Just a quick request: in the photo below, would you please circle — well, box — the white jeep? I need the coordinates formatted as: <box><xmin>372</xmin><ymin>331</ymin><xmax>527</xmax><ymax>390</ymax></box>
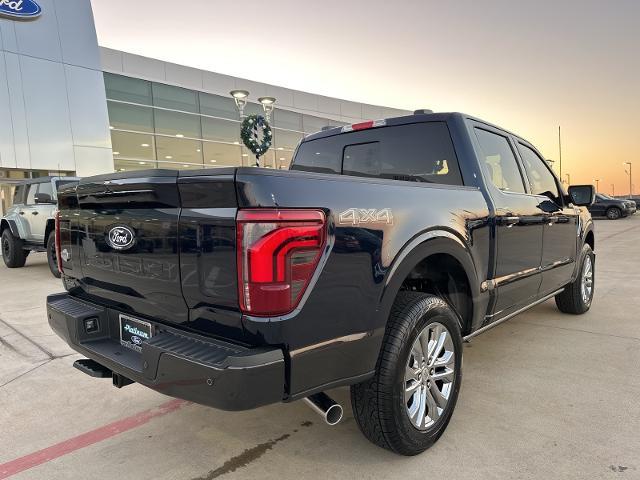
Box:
<box><xmin>1</xmin><ymin>177</ymin><xmax>79</xmax><ymax>277</ymax></box>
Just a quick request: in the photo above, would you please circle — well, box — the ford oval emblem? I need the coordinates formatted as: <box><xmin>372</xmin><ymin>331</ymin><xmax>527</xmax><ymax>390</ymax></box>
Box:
<box><xmin>106</xmin><ymin>225</ymin><xmax>136</xmax><ymax>251</ymax></box>
<box><xmin>0</xmin><ymin>0</ymin><xmax>42</xmax><ymax>19</ymax></box>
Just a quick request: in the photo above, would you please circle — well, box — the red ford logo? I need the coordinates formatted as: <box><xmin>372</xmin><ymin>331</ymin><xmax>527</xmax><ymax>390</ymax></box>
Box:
<box><xmin>106</xmin><ymin>226</ymin><xmax>135</xmax><ymax>251</ymax></box>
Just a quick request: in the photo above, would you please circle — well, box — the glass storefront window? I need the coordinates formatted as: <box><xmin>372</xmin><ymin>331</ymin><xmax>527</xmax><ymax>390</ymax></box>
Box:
<box><xmin>158</xmin><ymin>161</ymin><xmax>202</xmax><ymax>170</ymax></box>
<box><xmin>111</xmin><ymin>131</ymin><xmax>156</xmax><ymax>160</ymax></box>
<box><xmin>244</xmin><ymin>102</ymin><xmax>264</xmax><ymax>117</ymax></box>
<box><xmin>155</xmin><ymin>136</ymin><xmax>203</xmax><ymax>165</ymax></box>
<box><xmin>154</xmin><ymin>109</ymin><xmax>201</xmax><ymax>138</ymax></box>
<box><xmin>105</xmin><ymin>73</ymin><xmax>152</xmax><ymax>105</ymax></box>
<box><xmin>202</xmin><ymin>117</ymin><xmax>240</xmax><ymax>143</ymax></box>
<box><xmin>275</xmin><ymin>150</ymin><xmax>293</xmax><ymax>170</ymax></box>
<box><xmin>274</xmin><ymin>109</ymin><xmax>303</xmax><ymax>131</ymax></box>
<box><xmin>107</xmin><ymin>101</ymin><xmax>154</xmax><ymax>133</ymax></box>
<box><xmin>274</xmin><ymin>129</ymin><xmax>303</xmax><ymax>150</ymax></box>
<box><xmin>152</xmin><ymin>83</ymin><xmax>199</xmax><ymax>113</ymax></box>
<box><xmin>302</xmin><ymin>114</ymin><xmax>330</xmax><ymax>134</ymax></box>
<box><xmin>114</xmin><ymin>159</ymin><xmax>158</xmax><ymax>172</ymax></box>
<box><xmin>105</xmin><ymin>74</ymin><xmax>347</xmax><ymax>174</ymax></box>
<box><xmin>199</xmin><ymin>93</ymin><xmax>238</xmax><ymax>120</ymax></box>
<box><xmin>202</xmin><ymin>142</ymin><xmax>242</xmax><ymax>167</ymax></box>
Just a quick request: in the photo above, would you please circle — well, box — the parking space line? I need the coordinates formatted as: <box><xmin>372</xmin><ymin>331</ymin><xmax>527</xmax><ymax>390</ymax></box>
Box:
<box><xmin>0</xmin><ymin>398</ymin><xmax>188</xmax><ymax>479</ymax></box>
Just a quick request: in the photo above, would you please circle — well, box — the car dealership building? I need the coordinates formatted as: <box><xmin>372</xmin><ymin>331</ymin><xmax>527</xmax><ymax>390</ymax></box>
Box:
<box><xmin>0</xmin><ymin>0</ymin><xmax>407</xmax><ymax>215</ymax></box>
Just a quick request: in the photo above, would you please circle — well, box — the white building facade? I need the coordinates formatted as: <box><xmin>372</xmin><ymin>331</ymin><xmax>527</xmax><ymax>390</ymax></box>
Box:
<box><xmin>0</xmin><ymin>0</ymin><xmax>407</xmax><ymax>214</ymax></box>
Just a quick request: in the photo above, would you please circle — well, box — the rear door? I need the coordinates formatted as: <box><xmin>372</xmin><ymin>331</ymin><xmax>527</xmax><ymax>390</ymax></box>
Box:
<box><xmin>31</xmin><ymin>180</ymin><xmax>54</xmax><ymax>242</ymax></box>
<box><xmin>74</xmin><ymin>171</ymin><xmax>189</xmax><ymax>324</ymax></box>
<box><xmin>472</xmin><ymin>125</ymin><xmax>545</xmax><ymax>318</ymax></box>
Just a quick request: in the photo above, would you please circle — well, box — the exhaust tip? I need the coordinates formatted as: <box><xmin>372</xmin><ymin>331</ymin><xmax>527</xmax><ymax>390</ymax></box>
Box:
<box><xmin>303</xmin><ymin>392</ymin><xmax>344</xmax><ymax>426</ymax></box>
<box><xmin>325</xmin><ymin>403</ymin><xmax>343</xmax><ymax>426</ymax></box>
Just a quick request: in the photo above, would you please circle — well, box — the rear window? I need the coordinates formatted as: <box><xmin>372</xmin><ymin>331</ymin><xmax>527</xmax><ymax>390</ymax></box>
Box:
<box><xmin>291</xmin><ymin>122</ymin><xmax>463</xmax><ymax>186</ymax></box>
<box><xmin>13</xmin><ymin>185</ymin><xmax>25</xmax><ymax>204</ymax></box>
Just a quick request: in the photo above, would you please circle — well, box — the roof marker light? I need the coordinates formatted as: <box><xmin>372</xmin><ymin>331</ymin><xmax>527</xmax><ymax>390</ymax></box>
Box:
<box><xmin>341</xmin><ymin>119</ymin><xmax>386</xmax><ymax>133</ymax></box>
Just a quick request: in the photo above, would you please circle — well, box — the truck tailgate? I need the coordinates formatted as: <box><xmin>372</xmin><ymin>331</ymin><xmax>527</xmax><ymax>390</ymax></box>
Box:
<box><xmin>73</xmin><ymin>170</ymin><xmax>188</xmax><ymax>324</ymax></box>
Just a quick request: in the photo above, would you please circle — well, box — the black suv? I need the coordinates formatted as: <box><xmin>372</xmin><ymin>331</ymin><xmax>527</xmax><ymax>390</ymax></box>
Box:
<box><xmin>588</xmin><ymin>194</ymin><xmax>636</xmax><ymax>219</ymax></box>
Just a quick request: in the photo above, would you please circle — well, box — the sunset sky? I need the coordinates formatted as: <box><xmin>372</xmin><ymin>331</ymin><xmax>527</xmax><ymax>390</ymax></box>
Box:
<box><xmin>91</xmin><ymin>0</ymin><xmax>640</xmax><ymax>196</ymax></box>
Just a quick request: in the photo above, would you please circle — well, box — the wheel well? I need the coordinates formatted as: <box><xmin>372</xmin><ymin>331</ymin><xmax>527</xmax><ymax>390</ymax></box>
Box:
<box><xmin>0</xmin><ymin>219</ymin><xmax>7</xmax><ymax>235</ymax></box>
<box><xmin>399</xmin><ymin>253</ymin><xmax>473</xmax><ymax>335</ymax></box>
<box><xmin>585</xmin><ymin>230</ymin><xmax>594</xmax><ymax>251</ymax></box>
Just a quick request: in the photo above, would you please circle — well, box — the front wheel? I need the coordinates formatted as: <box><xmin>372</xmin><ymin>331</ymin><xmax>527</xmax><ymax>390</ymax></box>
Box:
<box><xmin>350</xmin><ymin>292</ymin><xmax>463</xmax><ymax>455</ymax></box>
<box><xmin>555</xmin><ymin>244</ymin><xmax>594</xmax><ymax>314</ymax></box>
<box><xmin>47</xmin><ymin>231</ymin><xmax>61</xmax><ymax>278</ymax></box>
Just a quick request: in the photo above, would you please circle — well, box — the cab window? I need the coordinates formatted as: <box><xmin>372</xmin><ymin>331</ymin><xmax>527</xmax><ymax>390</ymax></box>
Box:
<box><xmin>517</xmin><ymin>143</ymin><xmax>562</xmax><ymax>205</ymax></box>
<box><xmin>474</xmin><ymin>128</ymin><xmax>526</xmax><ymax>193</ymax></box>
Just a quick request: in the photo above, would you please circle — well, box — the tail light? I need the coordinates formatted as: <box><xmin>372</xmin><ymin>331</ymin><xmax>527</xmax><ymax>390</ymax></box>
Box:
<box><xmin>55</xmin><ymin>210</ymin><xmax>63</xmax><ymax>274</ymax></box>
<box><xmin>236</xmin><ymin>209</ymin><xmax>327</xmax><ymax>316</ymax></box>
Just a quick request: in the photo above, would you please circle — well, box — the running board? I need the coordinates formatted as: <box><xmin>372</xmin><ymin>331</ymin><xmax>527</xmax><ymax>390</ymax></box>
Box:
<box><xmin>463</xmin><ymin>288</ymin><xmax>564</xmax><ymax>341</ymax></box>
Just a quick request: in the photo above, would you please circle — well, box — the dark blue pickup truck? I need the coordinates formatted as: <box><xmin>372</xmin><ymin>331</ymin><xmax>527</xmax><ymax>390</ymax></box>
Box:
<box><xmin>47</xmin><ymin>112</ymin><xmax>595</xmax><ymax>455</ymax></box>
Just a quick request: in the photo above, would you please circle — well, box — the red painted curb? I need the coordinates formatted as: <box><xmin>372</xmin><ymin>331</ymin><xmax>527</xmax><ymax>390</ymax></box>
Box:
<box><xmin>0</xmin><ymin>399</ymin><xmax>188</xmax><ymax>479</ymax></box>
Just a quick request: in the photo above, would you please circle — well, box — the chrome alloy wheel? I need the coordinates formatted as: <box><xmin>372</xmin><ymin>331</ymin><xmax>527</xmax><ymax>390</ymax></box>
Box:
<box><xmin>404</xmin><ymin>322</ymin><xmax>456</xmax><ymax>430</ymax></box>
<box><xmin>581</xmin><ymin>255</ymin><xmax>594</xmax><ymax>304</ymax></box>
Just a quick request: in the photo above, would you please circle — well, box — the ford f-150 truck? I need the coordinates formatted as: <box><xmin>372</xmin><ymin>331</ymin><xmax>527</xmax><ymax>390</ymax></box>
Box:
<box><xmin>47</xmin><ymin>112</ymin><xmax>596</xmax><ymax>455</ymax></box>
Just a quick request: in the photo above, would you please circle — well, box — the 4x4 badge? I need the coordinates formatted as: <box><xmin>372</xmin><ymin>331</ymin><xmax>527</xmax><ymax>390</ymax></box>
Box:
<box><xmin>338</xmin><ymin>208</ymin><xmax>394</xmax><ymax>226</ymax></box>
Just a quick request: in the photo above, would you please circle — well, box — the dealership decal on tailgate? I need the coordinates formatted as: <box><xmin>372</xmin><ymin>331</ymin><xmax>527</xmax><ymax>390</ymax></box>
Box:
<box><xmin>119</xmin><ymin>314</ymin><xmax>153</xmax><ymax>352</ymax></box>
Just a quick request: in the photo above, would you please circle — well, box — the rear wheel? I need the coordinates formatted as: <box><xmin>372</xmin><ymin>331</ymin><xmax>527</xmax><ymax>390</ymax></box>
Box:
<box><xmin>606</xmin><ymin>207</ymin><xmax>621</xmax><ymax>220</ymax></box>
<box><xmin>1</xmin><ymin>229</ymin><xmax>27</xmax><ymax>268</ymax></box>
<box><xmin>350</xmin><ymin>292</ymin><xmax>463</xmax><ymax>455</ymax></box>
<box><xmin>47</xmin><ymin>231</ymin><xmax>61</xmax><ymax>278</ymax></box>
<box><xmin>555</xmin><ymin>244</ymin><xmax>594</xmax><ymax>314</ymax></box>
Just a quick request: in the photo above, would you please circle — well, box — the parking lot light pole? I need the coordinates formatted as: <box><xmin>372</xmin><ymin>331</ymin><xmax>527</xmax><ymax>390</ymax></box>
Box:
<box><xmin>565</xmin><ymin>173</ymin><xmax>570</xmax><ymax>185</ymax></box>
<box><xmin>611</xmin><ymin>184</ymin><xmax>615</xmax><ymax>197</ymax></box>
<box><xmin>624</xmin><ymin>162</ymin><xmax>632</xmax><ymax>198</ymax></box>
<box><xmin>593</xmin><ymin>178</ymin><xmax>600</xmax><ymax>193</ymax></box>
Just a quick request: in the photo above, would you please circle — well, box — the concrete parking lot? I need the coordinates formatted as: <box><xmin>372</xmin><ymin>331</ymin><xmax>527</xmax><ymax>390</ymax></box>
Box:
<box><xmin>1</xmin><ymin>216</ymin><xmax>639</xmax><ymax>479</ymax></box>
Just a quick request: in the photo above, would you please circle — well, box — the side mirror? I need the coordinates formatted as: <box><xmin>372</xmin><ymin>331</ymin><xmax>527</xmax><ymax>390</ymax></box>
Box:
<box><xmin>567</xmin><ymin>185</ymin><xmax>595</xmax><ymax>207</ymax></box>
<box><xmin>34</xmin><ymin>193</ymin><xmax>55</xmax><ymax>204</ymax></box>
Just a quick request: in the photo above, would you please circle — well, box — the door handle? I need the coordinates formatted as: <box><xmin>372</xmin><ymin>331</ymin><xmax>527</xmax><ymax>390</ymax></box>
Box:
<box><xmin>499</xmin><ymin>216</ymin><xmax>520</xmax><ymax>227</ymax></box>
<box><xmin>19</xmin><ymin>211</ymin><xmax>25</xmax><ymax>215</ymax></box>
<box><xmin>31</xmin><ymin>211</ymin><xmax>39</xmax><ymax>215</ymax></box>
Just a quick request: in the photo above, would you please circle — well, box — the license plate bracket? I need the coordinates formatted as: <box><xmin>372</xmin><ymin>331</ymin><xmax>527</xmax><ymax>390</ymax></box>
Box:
<box><xmin>119</xmin><ymin>314</ymin><xmax>153</xmax><ymax>352</ymax></box>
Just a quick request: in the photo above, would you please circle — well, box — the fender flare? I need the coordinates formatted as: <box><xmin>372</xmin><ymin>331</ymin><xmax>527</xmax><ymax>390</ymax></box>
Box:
<box><xmin>377</xmin><ymin>229</ymin><xmax>481</xmax><ymax>331</ymax></box>
<box><xmin>0</xmin><ymin>219</ymin><xmax>20</xmax><ymax>237</ymax></box>
<box><xmin>44</xmin><ymin>218</ymin><xmax>56</xmax><ymax>245</ymax></box>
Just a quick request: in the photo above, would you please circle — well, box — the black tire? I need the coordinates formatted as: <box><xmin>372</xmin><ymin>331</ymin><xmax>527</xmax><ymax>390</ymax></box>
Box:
<box><xmin>350</xmin><ymin>292</ymin><xmax>463</xmax><ymax>455</ymax></box>
<box><xmin>555</xmin><ymin>243</ymin><xmax>594</xmax><ymax>314</ymax></box>
<box><xmin>47</xmin><ymin>231</ymin><xmax>61</xmax><ymax>278</ymax></box>
<box><xmin>606</xmin><ymin>207</ymin><xmax>621</xmax><ymax>220</ymax></box>
<box><xmin>1</xmin><ymin>229</ymin><xmax>27</xmax><ymax>268</ymax></box>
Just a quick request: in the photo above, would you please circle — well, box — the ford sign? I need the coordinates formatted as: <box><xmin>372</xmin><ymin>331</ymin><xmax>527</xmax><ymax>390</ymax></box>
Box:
<box><xmin>0</xmin><ymin>0</ymin><xmax>42</xmax><ymax>19</ymax></box>
<box><xmin>106</xmin><ymin>225</ymin><xmax>136</xmax><ymax>251</ymax></box>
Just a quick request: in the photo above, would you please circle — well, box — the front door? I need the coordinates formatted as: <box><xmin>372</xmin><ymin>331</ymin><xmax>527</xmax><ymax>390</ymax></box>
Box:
<box><xmin>472</xmin><ymin>126</ymin><xmax>545</xmax><ymax>319</ymax></box>
<box><xmin>516</xmin><ymin>142</ymin><xmax>578</xmax><ymax>294</ymax></box>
